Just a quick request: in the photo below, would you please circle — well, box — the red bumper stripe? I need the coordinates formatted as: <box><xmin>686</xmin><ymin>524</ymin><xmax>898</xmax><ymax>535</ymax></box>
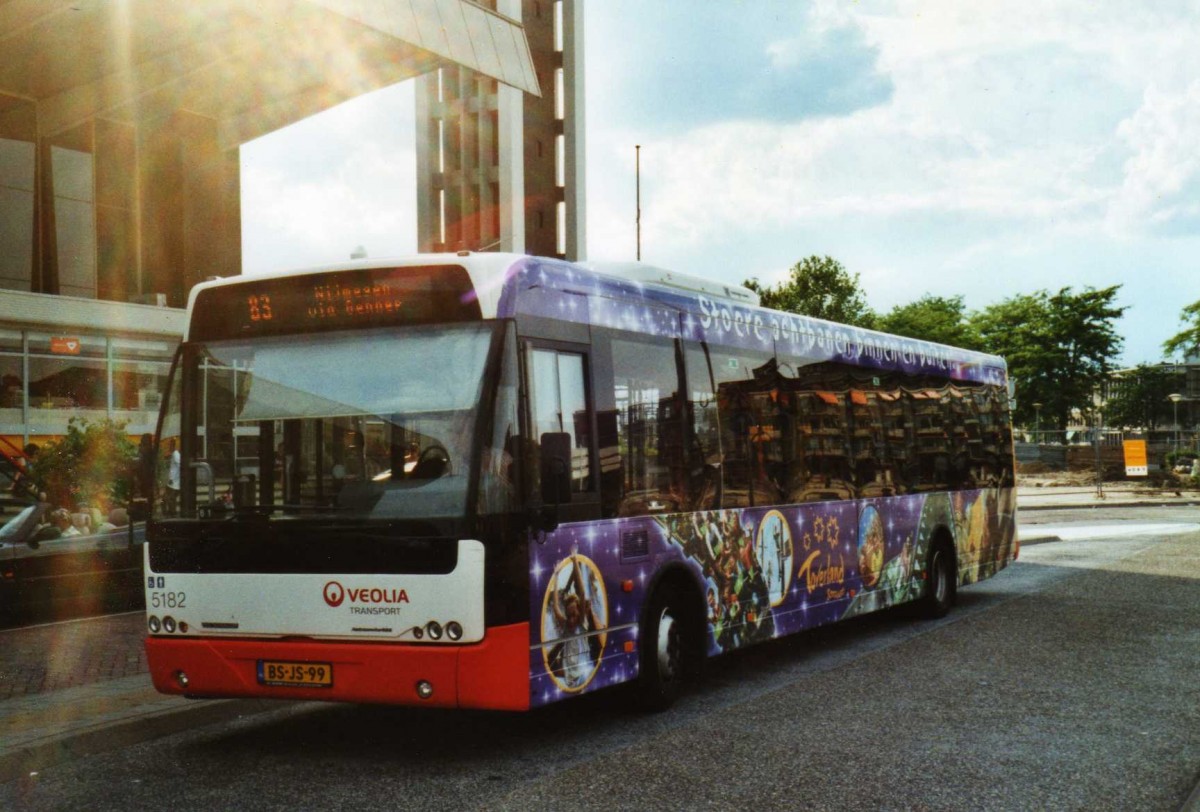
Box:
<box><xmin>145</xmin><ymin>622</ymin><xmax>530</xmax><ymax>711</ymax></box>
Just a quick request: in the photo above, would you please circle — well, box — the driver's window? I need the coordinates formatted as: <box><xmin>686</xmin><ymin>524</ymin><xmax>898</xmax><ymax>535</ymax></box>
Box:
<box><xmin>529</xmin><ymin>349</ymin><xmax>593</xmax><ymax>493</ymax></box>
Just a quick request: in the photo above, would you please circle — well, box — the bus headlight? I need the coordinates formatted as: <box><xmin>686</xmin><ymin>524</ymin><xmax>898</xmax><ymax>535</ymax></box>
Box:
<box><xmin>446</xmin><ymin>622</ymin><xmax>463</xmax><ymax>641</ymax></box>
<box><xmin>425</xmin><ymin>621</ymin><xmax>443</xmax><ymax>641</ymax></box>
<box><xmin>163</xmin><ymin>616</ymin><xmax>177</xmax><ymax>633</ymax></box>
<box><xmin>148</xmin><ymin>616</ymin><xmax>161</xmax><ymax>633</ymax></box>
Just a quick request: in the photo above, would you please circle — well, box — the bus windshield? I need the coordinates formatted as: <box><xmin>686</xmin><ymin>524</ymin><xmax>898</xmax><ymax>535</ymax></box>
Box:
<box><xmin>160</xmin><ymin>322</ymin><xmax>502</xmax><ymax>523</ymax></box>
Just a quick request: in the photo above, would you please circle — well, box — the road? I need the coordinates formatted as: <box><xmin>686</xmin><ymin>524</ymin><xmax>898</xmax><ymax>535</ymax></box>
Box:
<box><xmin>4</xmin><ymin>506</ymin><xmax>1200</xmax><ymax>811</ymax></box>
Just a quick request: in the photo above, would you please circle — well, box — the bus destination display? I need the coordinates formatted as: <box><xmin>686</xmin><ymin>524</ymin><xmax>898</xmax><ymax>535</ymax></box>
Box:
<box><xmin>190</xmin><ymin>265</ymin><xmax>481</xmax><ymax>340</ymax></box>
<box><xmin>245</xmin><ymin>282</ymin><xmax>403</xmax><ymax>324</ymax></box>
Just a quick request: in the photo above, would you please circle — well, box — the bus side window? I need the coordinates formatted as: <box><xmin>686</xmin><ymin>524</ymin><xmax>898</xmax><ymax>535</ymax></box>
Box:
<box><xmin>682</xmin><ymin>343</ymin><xmax>721</xmax><ymax>512</ymax></box>
<box><xmin>609</xmin><ymin>335</ymin><xmax>683</xmax><ymax>516</ymax></box>
<box><xmin>528</xmin><ymin>348</ymin><xmax>594</xmax><ymax>496</ymax></box>
<box><xmin>708</xmin><ymin>346</ymin><xmax>780</xmax><ymax>508</ymax></box>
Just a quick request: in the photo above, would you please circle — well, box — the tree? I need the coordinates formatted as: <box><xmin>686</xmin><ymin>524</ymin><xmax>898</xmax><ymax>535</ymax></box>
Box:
<box><xmin>1104</xmin><ymin>364</ymin><xmax>1183</xmax><ymax>432</ymax></box>
<box><xmin>1164</xmin><ymin>299</ymin><xmax>1200</xmax><ymax>359</ymax></box>
<box><xmin>875</xmin><ymin>294</ymin><xmax>982</xmax><ymax>349</ymax></box>
<box><xmin>744</xmin><ymin>255</ymin><xmax>876</xmax><ymax>328</ymax></box>
<box><xmin>971</xmin><ymin>286</ymin><xmax>1126</xmax><ymax>433</ymax></box>
<box><xmin>31</xmin><ymin>418</ymin><xmax>137</xmax><ymax>509</ymax></box>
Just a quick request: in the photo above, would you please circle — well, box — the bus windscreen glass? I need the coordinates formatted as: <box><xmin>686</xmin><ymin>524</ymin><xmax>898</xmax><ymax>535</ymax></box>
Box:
<box><xmin>162</xmin><ymin>322</ymin><xmax>499</xmax><ymax>522</ymax></box>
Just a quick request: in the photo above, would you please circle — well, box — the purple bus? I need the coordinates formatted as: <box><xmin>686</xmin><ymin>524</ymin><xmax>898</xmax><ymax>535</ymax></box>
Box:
<box><xmin>144</xmin><ymin>253</ymin><xmax>1017</xmax><ymax>711</ymax></box>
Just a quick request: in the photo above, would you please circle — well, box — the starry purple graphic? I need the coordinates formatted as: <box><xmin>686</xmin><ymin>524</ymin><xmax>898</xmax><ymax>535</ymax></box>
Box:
<box><xmin>528</xmin><ymin>517</ymin><xmax>655</xmax><ymax>708</ymax></box>
<box><xmin>527</xmin><ymin>487</ymin><xmax>1016</xmax><ymax>708</ymax></box>
<box><xmin>495</xmin><ymin>256</ymin><xmax>1007</xmax><ymax>386</ymax></box>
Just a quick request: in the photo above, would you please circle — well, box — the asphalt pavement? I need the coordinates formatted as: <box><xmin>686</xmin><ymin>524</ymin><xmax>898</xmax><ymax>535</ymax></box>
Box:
<box><xmin>0</xmin><ymin>482</ymin><xmax>1196</xmax><ymax>788</ymax></box>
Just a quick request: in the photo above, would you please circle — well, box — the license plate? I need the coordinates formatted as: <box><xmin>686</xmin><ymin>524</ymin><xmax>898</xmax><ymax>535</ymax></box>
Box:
<box><xmin>257</xmin><ymin>660</ymin><xmax>333</xmax><ymax>688</ymax></box>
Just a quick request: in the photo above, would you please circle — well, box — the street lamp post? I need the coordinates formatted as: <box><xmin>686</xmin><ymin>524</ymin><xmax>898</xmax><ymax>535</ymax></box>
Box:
<box><xmin>1032</xmin><ymin>402</ymin><xmax>1042</xmax><ymax>445</ymax></box>
<box><xmin>1169</xmin><ymin>393</ymin><xmax>1183</xmax><ymax>454</ymax></box>
<box><xmin>635</xmin><ymin>144</ymin><xmax>641</xmax><ymax>261</ymax></box>
<box><xmin>1093</xmin><ymin>391</ymin><xmax>1104</xmax><ymax>499</ymax></box>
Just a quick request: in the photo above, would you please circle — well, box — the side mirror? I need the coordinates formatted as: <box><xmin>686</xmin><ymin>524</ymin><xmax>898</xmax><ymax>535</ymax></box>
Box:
<box><xmin>539</xmin><ymin>432</ymin><xmax>572</xmax><ymax>506</ymax></box>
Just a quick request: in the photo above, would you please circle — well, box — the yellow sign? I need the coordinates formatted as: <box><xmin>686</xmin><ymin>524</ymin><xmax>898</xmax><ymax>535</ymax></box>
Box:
<box><xmin>1123</xmin><ymin>439</ymin><xmax>1148</xmax><ymax>477</ymax></box>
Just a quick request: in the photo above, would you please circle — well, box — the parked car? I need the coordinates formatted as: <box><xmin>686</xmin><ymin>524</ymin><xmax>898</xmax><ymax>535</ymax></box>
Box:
<box><xmin>0</xmin><ymin>500</ymin><xmax>145</xmax><ymax>622</ymax></box>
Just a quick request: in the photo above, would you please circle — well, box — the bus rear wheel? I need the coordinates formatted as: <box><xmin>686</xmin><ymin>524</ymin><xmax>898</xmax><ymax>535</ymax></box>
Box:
<box><xmin>636</xmin><ymin>584</ymin><xmax>691</xmax><ymax>711</ymax></box>
<box><xmin>920</xmin><ymin>540</ymin><xmax>956</xmax><ymax>619</ymax></box>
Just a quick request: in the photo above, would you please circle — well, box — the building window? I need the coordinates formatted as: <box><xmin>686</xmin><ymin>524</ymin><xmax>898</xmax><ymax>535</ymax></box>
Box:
<box><xmin>556</xmin><ymin>201</ymin><xmax>566</xmax><ymax>255</ymax></box>
<box><xmin>555</xmin><ymin>68</ymin><xmax>565</xmax><ymax>120</ymax></box>
<box><xmin>554</xmin><ymin>1</ymin><xmax>564</xmax><ymax>52</ymax></box>
<box><xmin>110</xmin><ymin>337</ymin><xmax>174</xmax><ymax>432</ymax></box>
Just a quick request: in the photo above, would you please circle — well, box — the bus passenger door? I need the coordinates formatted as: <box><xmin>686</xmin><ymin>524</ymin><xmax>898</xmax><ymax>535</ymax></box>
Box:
<box><xmin>524</xmin><ymin>343</ymin><xmax>599</xmax><ymax>524</ymax></box>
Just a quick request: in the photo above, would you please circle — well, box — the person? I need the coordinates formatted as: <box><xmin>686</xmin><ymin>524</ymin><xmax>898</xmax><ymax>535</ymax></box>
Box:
<box><xmin>72</xmin><ymin>504</ymin><xmax>96</xmax><ymax>534</ymax></box>
<box><xmin>96</xmin><ymin>507</ymin><xmax>129</xmax><ymax>534</ymax></box>
<box><xmin>164</xmin><ymin>438</ymin><xmax>181</xmax><ymax>516</ymax></box>
<box><xmin>50</xmin><ymin>508</ymin><xmax>81</xmax><ymax>538</ymax></box>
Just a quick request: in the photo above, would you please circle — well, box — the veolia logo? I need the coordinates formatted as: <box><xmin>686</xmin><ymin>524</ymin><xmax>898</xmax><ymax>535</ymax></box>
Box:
<box><xmin>323</xmin><ymin>581</ymin><xmax>345</xmax><ymax>607</ymax></box>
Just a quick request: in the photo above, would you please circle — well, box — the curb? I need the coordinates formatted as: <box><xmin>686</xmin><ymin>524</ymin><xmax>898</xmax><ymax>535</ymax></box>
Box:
<box><xmin>1017</xmin><ymin>534</ymin><xmax>1062</xmax><ymax>547</ymax></box>
<box><xmin>0</xmin><ymin>696</ymin><xmax>283</xmax><ymax>784</ymax></box>
<box><xmin>1018</xmin><ymin>499</ymin><xmax>1200</xmax><ymax>512</ymax></box>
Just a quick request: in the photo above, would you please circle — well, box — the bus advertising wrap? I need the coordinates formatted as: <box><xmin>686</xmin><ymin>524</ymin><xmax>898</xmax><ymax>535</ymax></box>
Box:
<box><xmin>530</xmin><ymin>487</ymin><xmax>1016</xmax><ymax>707</ymax></box>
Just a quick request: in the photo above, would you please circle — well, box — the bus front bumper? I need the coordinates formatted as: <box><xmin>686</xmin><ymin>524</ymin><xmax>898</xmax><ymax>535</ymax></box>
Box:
<box><xmin>144</xmin><ymin>622</ymin><xmax>530</xmax><ymax>711</ymax></box>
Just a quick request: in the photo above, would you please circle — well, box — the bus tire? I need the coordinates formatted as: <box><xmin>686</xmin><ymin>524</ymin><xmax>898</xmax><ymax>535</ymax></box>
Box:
<box><xmin>637</xmin><ymin>583</ymin><xmax>692</xmax><ymax>711</ymax></box>
<box><xmin>920</xmin><ymin>537</ymin><xmax>956</xmax><ymax>619</ymax></box>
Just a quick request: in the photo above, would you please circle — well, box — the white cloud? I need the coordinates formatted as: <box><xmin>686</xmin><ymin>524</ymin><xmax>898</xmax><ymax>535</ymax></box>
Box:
<box><xmin>1109</xmin><ymin>81</ymin><xmax>1200</xmax><ymax>233</ymax></box>
<box><xmin>586</xmin><ymin>2</ymin><xmax>1200</xmax><ymax>262</ymax></box>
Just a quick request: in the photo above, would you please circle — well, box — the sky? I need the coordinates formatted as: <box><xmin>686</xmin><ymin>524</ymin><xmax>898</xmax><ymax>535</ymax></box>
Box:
<box><xmin>240</xmin><ymin>0</ymin><xmax>1200</xmax><ymax>366</ymax></box>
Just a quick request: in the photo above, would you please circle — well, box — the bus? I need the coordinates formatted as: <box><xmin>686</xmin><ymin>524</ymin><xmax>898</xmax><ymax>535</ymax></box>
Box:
<box><xmin>143</xmin><ymin>253</ymin><xmax>1017</xmax><ymax>711</ymax></box>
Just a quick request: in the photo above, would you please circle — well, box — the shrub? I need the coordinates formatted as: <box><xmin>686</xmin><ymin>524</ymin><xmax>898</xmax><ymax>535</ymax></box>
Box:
<box><xmin>30</xmin><ymin>418</ymin><xmax>137</xmax><ymax>510</ymax></box>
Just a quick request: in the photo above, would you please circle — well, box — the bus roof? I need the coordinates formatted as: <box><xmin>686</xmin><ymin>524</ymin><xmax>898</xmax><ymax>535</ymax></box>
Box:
<box><xmin>186</xmin><ymin>253</ymin><xmax>1006</xmax><ymax>385</ymax></box>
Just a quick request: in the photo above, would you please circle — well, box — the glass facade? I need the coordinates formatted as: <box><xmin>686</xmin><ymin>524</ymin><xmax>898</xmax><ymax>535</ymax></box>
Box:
<box><xmin>0</xmin><ymin>329</ymin><xmax>174</xmax><ymax>445</ymax></box>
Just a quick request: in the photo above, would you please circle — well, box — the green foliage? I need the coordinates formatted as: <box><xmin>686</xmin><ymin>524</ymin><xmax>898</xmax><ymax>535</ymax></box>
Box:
<box><xmin>744</xmin><ymin>255</ymin><xmax>876</xmax><ymax>328</ymax></box>
<box><xmin>1104</xmin><ymin>364</ymin><xmax>1184</xmax><ymax>431</ymax></box>
<box><xmin>30</xmin><ymin>418</ymin><xmax>137</xmax><ymax>509</ymax></box>
<box><xmin>1163</xmin><ymin>299</ymin><xmax>1200</xmax><ymax>359</ymax></box>
<box><xmin>972</xmin><ymin>286</ymin><xmax>1126</xmax><ymax>431</ymax></box>
<box><xmin>1165</xmin><ymin>448</ymin><xmax>1197</xmax><ymax>469</ymax></box>
<box><xmin>876</xmin><ymin>294</ymin><xmax>982</xmax><ymax>349</ymax></box>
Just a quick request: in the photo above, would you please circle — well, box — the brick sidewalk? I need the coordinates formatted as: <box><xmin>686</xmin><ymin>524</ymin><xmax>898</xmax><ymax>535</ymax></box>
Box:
<box><xmin>0</xmin><ymin>613</ymin><xmax>148</xmax><ymax>701</ymax></box>
<box><xmin>0</xmin><ymin>612</ymin><xmax>273</xmax><ymax>783</ymax></box>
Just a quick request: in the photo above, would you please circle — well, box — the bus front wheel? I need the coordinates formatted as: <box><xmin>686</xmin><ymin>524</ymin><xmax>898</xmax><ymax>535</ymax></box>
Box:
<box><xmin>636</xmin><ymin>584</ymin><xmax>691</xmax><ymax>711</ymax></box>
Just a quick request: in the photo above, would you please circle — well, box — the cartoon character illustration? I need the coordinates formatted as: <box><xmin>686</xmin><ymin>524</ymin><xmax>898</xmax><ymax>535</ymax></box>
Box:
<box><xmin>540</xmin><ymin>553</ymin><xmax>608</xmax><ymax>692</ymax></box>
<box><xmin>857</xmin><ymin>506</ymin><xmax>885</xmax><ymax>589</ymax></box>
<box><xmin>657</xmin><ymin>508</ymin><xmax>777</xmax><ymax>653</ymax></box>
